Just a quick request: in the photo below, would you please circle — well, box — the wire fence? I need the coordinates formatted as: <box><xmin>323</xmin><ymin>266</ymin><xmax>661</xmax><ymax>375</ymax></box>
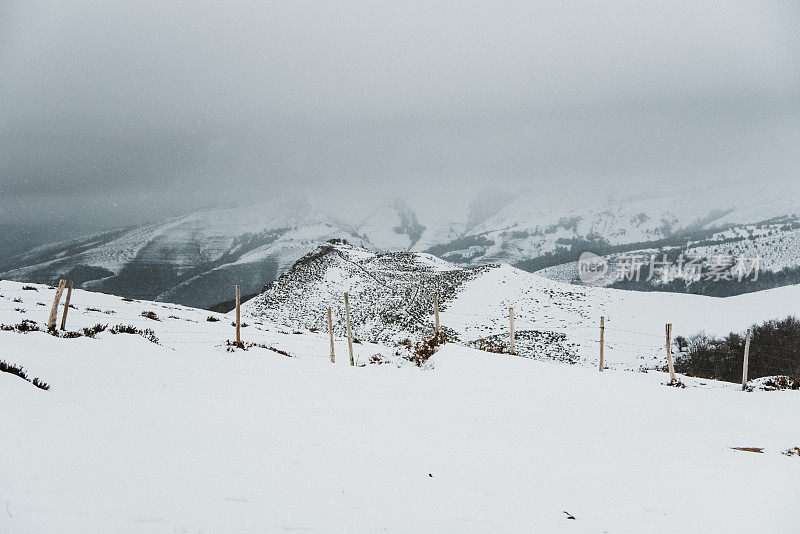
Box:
<box><xmin>2</xmin><ymin>281</ymin><xmax>798</xmax><ymax>384</ymax></box>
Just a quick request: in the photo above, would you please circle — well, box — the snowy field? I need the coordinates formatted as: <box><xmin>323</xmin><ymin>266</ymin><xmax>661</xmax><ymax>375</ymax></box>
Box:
<box><xmin>1</xmin><ymin>280</ymin><xmax>799</xmax><ymax>532</ymax></box>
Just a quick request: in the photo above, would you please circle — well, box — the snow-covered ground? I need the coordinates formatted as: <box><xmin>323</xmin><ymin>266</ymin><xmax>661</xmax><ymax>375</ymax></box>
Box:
<box><xmin>1</xmin><ymin>280</ymin><xmax>798</xmax><ymax>532</ymax></box>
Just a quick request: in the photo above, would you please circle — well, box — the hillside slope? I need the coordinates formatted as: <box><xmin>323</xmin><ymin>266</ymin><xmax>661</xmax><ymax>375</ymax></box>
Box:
<box><xmin>245</xmin><ymin>242</ymin><xmax>800</xmax><ymax>371</ymax></box>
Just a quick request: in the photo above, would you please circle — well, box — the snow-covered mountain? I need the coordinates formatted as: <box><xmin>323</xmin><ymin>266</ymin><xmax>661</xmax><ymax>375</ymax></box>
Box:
<box><xmin>427</xmin><ymin>181</ymin><xmax>800</xmax><ymax>269</ymax></box>
<box><xmin>3</xmin><ymin>181</ymin><xmax>799</xmax><ymax>307</ymax></box>
<box><xmin>0</xmin><ymin>200</ymin><xmax>462</xmax><ymax>309</ymax></box>
<box><xmin>536</xmin><ymin>215</ymin><xmax>800</xmax><ymax>294</ymax></box>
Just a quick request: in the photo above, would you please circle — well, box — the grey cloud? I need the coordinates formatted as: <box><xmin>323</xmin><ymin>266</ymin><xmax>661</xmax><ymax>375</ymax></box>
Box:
<box><xmin>1</xmin><ymin>0</ymin><xmax>799</xmax><ymax>252</ymax></box>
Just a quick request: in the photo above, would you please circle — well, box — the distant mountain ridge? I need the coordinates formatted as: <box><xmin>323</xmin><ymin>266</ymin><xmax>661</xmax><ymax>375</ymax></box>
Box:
<box><xmin>2</xmin><ymin>182</ymin><xmax>799</xmax><ymax>307</ymax></box>
<box><xmin>0</xmin><ymin>200</ymin><xmax>461</xmax><ymax>309</ymax></box>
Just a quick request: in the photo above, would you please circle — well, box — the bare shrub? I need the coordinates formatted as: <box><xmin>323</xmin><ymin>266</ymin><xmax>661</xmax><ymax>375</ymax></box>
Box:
<box><xmin>110</xmin><ymin>324</ymin><xmax>159</xmax><ymax>344</ymax></box>
<box><xmin>82</xmin><ymin>324</ymin><xmax>107</xmax><ymax>338</ymax></box>
<box><xmin>396</xmin><ymin>332</ymin><xmax>447</xmax><ymax>367</ymax></box>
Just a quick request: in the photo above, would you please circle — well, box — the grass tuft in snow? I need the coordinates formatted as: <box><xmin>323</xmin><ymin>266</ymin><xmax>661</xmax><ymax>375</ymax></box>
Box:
<box><xmin>32</xmin><ymin>377</ymin><xmax>50</xmax><ymax>390</ymax></box>
<box><xmin>225</xmin><ymin>339</ymin><xmax>292</xmax><ymax>356</ymax></box>
<box><xmin>1</xmin><ymin>360</ymin><xmax>50</xmax><ymax>391</ymax></box>
<box><xmin>82</xmin><ymin>324</ymin><xmax>108</xmax><ymax>338</ymax></box>
<box><xmin>0</xmin><ymin>359</ymin><xmax>28</xmax><ymax>380</ymax></box>
<box><xmin>110</xmin><ymin>324</ymin><xmax>159</xmax><ymax>344</ymax></box>
<box><xmin>1</xmin><ymin>319</ymin><xmax>40</xmax><ymax>333</ymax></box>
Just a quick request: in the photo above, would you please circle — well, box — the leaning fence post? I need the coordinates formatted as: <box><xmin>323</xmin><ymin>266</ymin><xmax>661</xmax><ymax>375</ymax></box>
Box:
<box><xmin>509</xmin><ymin>307</ymin><xmax>516</xmax><ymax>355</ymax></box>
<box><xmin>599</xmin><ymin>316</ymin><xmax>605</xmax><ymax>372</ymax></box>
<box><xmin>327</xmin><ymin>307</ymin><xmax>335</xmax><ymax>364</ymax></box>
<box><xmin>60</xmin><ymin>280</ymin><xmax>74</xmax><ymax>330</ymax></box>
<box><xmin>666</xmin><ymin>323</ymin><xmax>676</xmax><ymax>381</ymax></box>
<box><xmin>344</xmin><ymin>292</ymin><xmax>354</xmax><ymax>366</ymax></box>
<box><xmin>47</xmin><ymin>279</ymin><xmax>66</xmax><ymax>331</ymax></box>
<box><xmin>742</xmin><ymin>328</ymin><xmax>751</xmax><ymax>390</ymax></box>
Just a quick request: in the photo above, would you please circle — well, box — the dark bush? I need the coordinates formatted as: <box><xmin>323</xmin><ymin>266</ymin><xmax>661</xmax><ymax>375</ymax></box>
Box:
<box><xmin>32</xmin><ymin>377</ymin><xmax>50</xmax><ymax>390</ymax></box>
<box><xmin>110</xmin><ymin>324</ymin><xmax>138</xmax><ymax>334</ymax></box>
<box><xmin>60</xmin><ymin>331</ymin><xmax>83</xmax><ymax>338</ymax></box>
<box><xmin>110</xmin><ymin>324</ymin><xmax>159</xmax><ymax>344</ymax></box>
<box><xmin>1</xmin><ymin>319</ymin><xmax>40</xmax><ymax>333</ymax></box>
<box><xmin>675</xmin><ymin>316</ymin><xmax>800</xmax><ymax>383</ymax></box>
<box><xmin>18</xmin><ymin>319</ymin><xmax>39</xmax><ymax>332</ymax></box>
<box><xmin>82</xmin><ymin>323</ymin><xmax>107</xmax><ymax>338</ymax></box>
<box><xmin>0</xmin><ymin>360</ymin><xmax>28</xmax><ymax>380</ymax></box>
<box><xmin>141</xmin><ymin>311</ymin><xmax>160</xmax><ymax>321</ymax></box>
<box><xmin>368</xmin><ymin>354</ymin><xmax>391</xmax><ymax>365</ymax></box>
<box><xmin>397</xmin><ymin>332</ymin><xmax>447</xmax><ymax>367</ymax></box>
<box><xmin>225</xmin><ymin>340</ymin><xmax>293</xmax><ymax>356</ymax></box>
<box><xmin>761</xmin><ymin>376</ymin><xmax>800</xmax><ymax>390</ymax></box>
<box><xmin>206</xmin><ymin>316</ymin><xmax>220</xmax><ymax>322</ymax></box>
<box><xmin>0</xmin><ymin>360</ymin><xmax>50</xmax><ymax>391</ymax></box>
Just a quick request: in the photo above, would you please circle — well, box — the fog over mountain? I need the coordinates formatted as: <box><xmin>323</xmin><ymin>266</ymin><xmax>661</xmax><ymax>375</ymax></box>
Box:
<box><xmin>2</xmin><ymin>1</ymin><xmax>799</xmax><ymax>256</ymax></box>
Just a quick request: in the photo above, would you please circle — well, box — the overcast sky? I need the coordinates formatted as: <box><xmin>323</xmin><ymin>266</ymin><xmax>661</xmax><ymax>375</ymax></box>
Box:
<box><xmin>1</xmin><ymin>1</ymin><xmax>799</xmax><ymax>254</ymax></box>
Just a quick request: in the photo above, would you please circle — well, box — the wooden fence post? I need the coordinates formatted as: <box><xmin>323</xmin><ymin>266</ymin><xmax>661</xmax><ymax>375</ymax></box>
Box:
<box><xmin>666</xmin><ymin>323</ymin><xmax>676</xmax><ymax>382</ymax></box>
<box><xmin>742</xmin><ymin>328</ymin><xmax>751</xmax><ymax>390</ymax></box>
<box><xmin>47</xmin><ymin>279</ymin><xmax>66</xmax><ymax>331</ymax></box>
<box><xmin>434</xmin><ymin>294</ymin><xmax>440</xmax><ymax>336</ymax></box>
<box><xmin>327</xmin><ymin>307</ymin><xmax>335</xmax><ymax>364</ymax></box>
<box><xmin>344</xmin><ymin>292</ymin><xmax>354</xmax><ymax>366</ymax></box>
<box><xmin>235</xmin><ymin>284</ymin><xmax>242</xmax><ymax>348</ymax></box>
<box><xmin>60</xmin><ymin>280</ymin><xmax>73</xmax><ymax>330</ymax></box>
<box><xmin>509</xmin><ymin>307</ymin><xmax>515</xmax><ymax>355</ymax></box>
<box><xmin>599</xmin><ymin>316</ymin><xmax>605</xmax><ymax>372</ymax></box>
